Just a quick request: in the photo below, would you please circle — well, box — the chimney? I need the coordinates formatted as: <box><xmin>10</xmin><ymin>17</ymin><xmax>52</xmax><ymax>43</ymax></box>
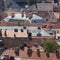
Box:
<box><xmin>56</xmin><ymin>50</ymin><xmax>60</xmax><ymax>59</ymax></box>
<box><xmin>11</xmin><ymin>13</ymin><xmax>15</xmax><ymax>18</ymax></box>
<box><xmin>46</xmin><ymin>49</ymin><xmax>50</xmax><ymax>58</ymax></box>
<box><xmin>21</xmin><ymin>10</ymin><xmax>25</xmax><ymax>18</ymax></box>
<box><xmin>27</xmin><ymin>48</ymin><xmax>32</xmax><ymax>57</ymax></box>
<box><xmin>37</xmin><ymin>49</ymin><xmax>40</xmax><ymax>57</ymax></box>
<box><xmin>28</xmin><ymin>32</ymin><xmax>32</xmax><ymax>41</ymax></box>
<box><xmin>28</xmin><ymin>13</ymin><xmax>33</xmax><ymax>19</ymax></box>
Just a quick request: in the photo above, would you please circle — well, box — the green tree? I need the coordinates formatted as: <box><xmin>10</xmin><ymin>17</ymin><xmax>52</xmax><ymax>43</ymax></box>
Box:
<box><xmin>27</xmin><ymin>0</ymin><xmax>37</xmax><ymax>6</ymax></box>
<box><xmin>43</xmin><ymin>40</ymin><xmax>59</xmax><ymax>52</ymax></box>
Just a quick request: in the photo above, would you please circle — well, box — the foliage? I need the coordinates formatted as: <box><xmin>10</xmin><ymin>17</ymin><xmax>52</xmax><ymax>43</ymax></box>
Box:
<box><xmin>43</xmin><ymin>40</ymin><xmax>59</xmax><ymax>52</ymax></box>
<box><xmin>27</xmin><ymin>0</ymin><xmax>37</xmax><ymax>6</ymax></box>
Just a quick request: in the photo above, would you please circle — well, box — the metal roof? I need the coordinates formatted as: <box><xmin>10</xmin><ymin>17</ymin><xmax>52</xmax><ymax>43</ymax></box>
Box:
<box><xmin>0</xmin><ymin>26</ymin><xmax>53</xmax><ymax>37</ymax></box>
<box><xmin>4</xmin><ymin>13</ymin><xmax>44</xmax><ymax>24</ymax></box>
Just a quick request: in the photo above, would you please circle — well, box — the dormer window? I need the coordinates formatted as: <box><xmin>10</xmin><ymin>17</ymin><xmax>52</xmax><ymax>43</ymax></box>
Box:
<box><xmin>38</xmin><ymin>27</ymin><xmax>40</xmax><ymax>29</ymax></box>
<box><xmin>37</xmin><ymin>33</ymin><xmax>41</xmax><ymax>36</ymax></box>
<box><xmin>21</xmin><ymin>29</ymin><xmax>23</xmax><ymax>32</ymax></box>
<box><xmin>23</xmin><ymin>26</ymin><xmax>26</xmax><ymax>29</ymax></box>
<box><xmin>14</xmin><ymin>29</ymin><xmax>18</xmax><ymax>32</ymax></box>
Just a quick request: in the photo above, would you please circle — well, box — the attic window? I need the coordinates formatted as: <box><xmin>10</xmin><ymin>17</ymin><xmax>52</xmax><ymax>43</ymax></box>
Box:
<box><xmin>14</xmin><ymin>29</ymin><xmax>18</xmax><ymax>32</ymax></box>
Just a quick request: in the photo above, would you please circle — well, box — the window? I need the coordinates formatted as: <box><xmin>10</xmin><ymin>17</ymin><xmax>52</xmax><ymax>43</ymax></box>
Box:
<box><xmin>38</xmin><ymin>27</ymin><xmax>40</xmax><ymax>29</ymax></box>
<box><xmin>31</xmin><ymin>19</ymin><xmax>45</xmax><ymax>23</ymax></box>
<box><xmin>57</xmin><ymin>31</ymin><xmax>59</xmax><ymax>33</ymax></box>
<box><xmin>14</xmin><ymin>29</ymin><xmax>18</xmax><ymax>32</ymax></box>
<box><xmin>23</xmin><ymin>26</ymin><xmax>26</xmax><ymax>29</ymax></box>
<box><xmin>49</xmin><ymin>33</ymin><xmax>53</xmax><ymax>35</ymax></box>
<box><xmin>21</xmin><ymin>29</ymin><xmax>23</xmax><ymax>32</ymax></box>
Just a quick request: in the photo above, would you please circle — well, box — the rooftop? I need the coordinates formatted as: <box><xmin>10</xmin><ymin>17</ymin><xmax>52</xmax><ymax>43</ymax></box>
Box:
<box><xmin>0</xmin><ymin>26</ymin><xmax>53</xmax><ymax>37</ymax></box>
<box><xmin>4</xmin><ymin>13</ymin><xmax>45</xmax><ymax>24</ymax></box>
<box><xmin>0</xmin><ymin>46</ymin><xmax>60</xmax><ymax>60</ymax></box>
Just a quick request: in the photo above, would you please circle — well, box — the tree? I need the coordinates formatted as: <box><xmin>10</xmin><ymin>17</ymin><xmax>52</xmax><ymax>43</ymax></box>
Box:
<box><xmin>43</xmin><ymin>40</ymin><xmax>59</xmax><ymax>52</ymax></box>
<box><xmin>27</xmin><ymin>0</ymin><xmax>37</xmax><ymax>6</ymax></box>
